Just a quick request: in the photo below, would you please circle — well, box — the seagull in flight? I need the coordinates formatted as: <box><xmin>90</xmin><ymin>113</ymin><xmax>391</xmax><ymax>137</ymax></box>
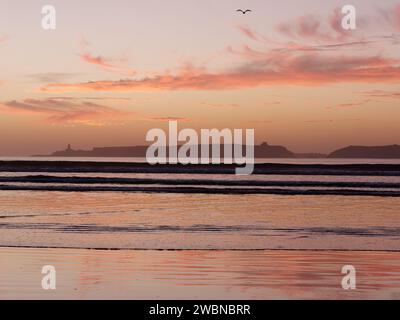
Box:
<box><xmin>237</xmin><ymin>9</ymin><xmax>252</xmax><ymax>14</ymax></box>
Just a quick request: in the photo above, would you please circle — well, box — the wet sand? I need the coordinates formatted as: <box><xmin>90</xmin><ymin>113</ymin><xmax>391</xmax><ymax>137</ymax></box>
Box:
<box><xmin>1</xmin><ymin>191</ymin><xmax>399</xmax><ymax>251</ymax></box>
<box><xmin>1</xmin><ymin>184</ymin><xmax>400</xmax><ymax>196</ymax></box>
<box><xmin>0</xmin><ymin>248</ymin><xmax>399</xmax><ymax>300</ymax></box>
<box><xmin>1</xmin><ymin>160</ymin><xmax>399</xmax><ymax>299</ymax></box>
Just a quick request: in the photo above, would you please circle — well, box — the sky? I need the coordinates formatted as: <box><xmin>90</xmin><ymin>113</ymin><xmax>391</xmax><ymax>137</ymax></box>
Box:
<box><xmin>0</xmin><ymin>0</ymin><xmax>400</xmax><ymax>155</ymax></box>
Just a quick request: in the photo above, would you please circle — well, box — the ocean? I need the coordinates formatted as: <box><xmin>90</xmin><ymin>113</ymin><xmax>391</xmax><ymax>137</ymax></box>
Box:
<box><xmin>0</xmin><ymin>157</ymin><xmax>399</xmax><ymax>299</ymax></box>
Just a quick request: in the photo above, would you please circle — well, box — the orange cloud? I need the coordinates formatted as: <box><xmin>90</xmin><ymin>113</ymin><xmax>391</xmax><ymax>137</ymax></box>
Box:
<box><xmin>80</xmin><ymin>52</ymin><xmax>136</xmax><ymax>76</ymax></box>
<box><xmin>336</xmin><ymin>103</ymin><xmax>358</xmax><ymax>108</ymax></box>
<box><xmin>79</xmin><ymin>37</ymin><xmax>136</xmax><ymax>76</ymax></box>
<box><xmin>145</xmin><ymin>116</ymin><xmax>191</xmax><ymax>122</ymax></box>
<box><xmin>325</xmin><ymin>99</ymin><xmax>371</xmax><ymax>109</ymax></box>
<box><xmin>80</xmin><ymin>53</ymin><xmax>114</xmax><ymax>68</ymax></box>
<box><xmin>1</xmin><ymin>98</ymin><xmax>132</xmax><ymax>126</ymax></box>
<box><xmin>40</xmin><ymin>53</ymin><xmax>400</xmax><ymax>93</ymax></box>
<box><xmin>49</xmin><ymin>96</ymin><xmax>133</xmax><ymax>102</ymax></box>
<box><xmin>39</xmin><ymin>11</ymin><xmax>400</xmax><ymax>94</ymax></box>
<box><xmin>362</xmin><ymin>90</ymin><xmax>400</xmax><ymax>99</ymax></box>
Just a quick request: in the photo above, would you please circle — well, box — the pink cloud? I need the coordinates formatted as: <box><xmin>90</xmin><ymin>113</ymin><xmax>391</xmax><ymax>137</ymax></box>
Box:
<box><xmin>377</xmin><ymin>4</ymin><xmax>400</xmax><ymax>31</ymax></box>
<box><xmin>295</xmin><ymin>15</ymin><xmax>321</xmax><ymax>38</ymax></box>
<box><xmin>39</xmin><ymin>13</ymin><xmax>400</xmax><ymax>94</ymax></box>
<box><xmin>329</xmin><ymin>8</ymin><xmax>347</xmax><ymax>36</ymax></box>
<box><xmin>276</xmin><ymin>12</ymin><xmax>347</xmax><ymax>42</ymax></box>
<box><xmin>393</xmin><ymin>4</ymin><xmax>400</xmax><ymax>30</ymax></box>
<box><xmin>1</xmin><ymin>98</ymin><xmax>132</xmax><ymax>126</ymax></box>
<box><xmin>275</xmin><ymin>6</ymin><xmax>380</xmax><ymax>45</ymax></box>
<box><xmin>40</xmin><ymin>53</ymin><xmax>400</xmax><ymax>93</ymax></box>
<box><xmin>80</xmin><ymin>53</ymin><xmax>114</xmax><ymax>69</ymax></box>
<box><xmin>79</xmin><ymin>37</ymin><xmax>136</xmax><ymax>76</ymax></box>
<box><xmin>236</xmin><ymin>25</ymin><xmax>277</xmax><ymax>44</ymax></box>
<box><xmin>237</xmin><ymin>25</ymin><xmax>261</xmax><ymax>42</ymax></box>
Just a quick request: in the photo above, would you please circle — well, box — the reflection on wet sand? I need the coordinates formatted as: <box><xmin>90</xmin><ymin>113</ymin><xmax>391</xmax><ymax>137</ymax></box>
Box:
<box><xmin>0</xmin><ymin>192</ymin><xmax>400</xmax><ymax>251</ymax></box>
<box><xmin>0</xmin><ymin>248</ymin><xmax>399</xmax><ymax>299</ymax></box>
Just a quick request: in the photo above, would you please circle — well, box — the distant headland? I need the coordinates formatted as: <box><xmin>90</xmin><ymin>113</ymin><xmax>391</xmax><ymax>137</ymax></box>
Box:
<box><xmin>37</xmin><ymin>142</ymin><xmax>295</xmax><ymax>158</ymax></box>
<box><xmin>35</xmin><ymin>143</ymin><xmax>400</xmax><ymax>159</ymax></box>
<box><xmin>328</xmin><ymin>145</ymin><xmax>400</xmax><ymax>159</ymax></box>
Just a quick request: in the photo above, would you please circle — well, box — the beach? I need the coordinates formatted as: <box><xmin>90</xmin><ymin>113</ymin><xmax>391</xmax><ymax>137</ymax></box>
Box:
<box><xmin>1</xmin><ymin>248</ymin><xmax>399</xmax><ymax>300</ymax></box>
<box><xmin>0</xmin><ymin>159</ymin><xmax>399</xmax><ymax>299</ymax></box>
<box><xmin>3</xmin><ymin>0</ymin><xmax>400</xmax><ymax>303</ymax></box>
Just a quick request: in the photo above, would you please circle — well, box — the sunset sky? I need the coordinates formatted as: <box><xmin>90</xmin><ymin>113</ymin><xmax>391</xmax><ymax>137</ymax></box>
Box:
<box><xmin>1</xmin><ymin>0</ymin><xmax>400</xmax><ymax>155</ymax></box>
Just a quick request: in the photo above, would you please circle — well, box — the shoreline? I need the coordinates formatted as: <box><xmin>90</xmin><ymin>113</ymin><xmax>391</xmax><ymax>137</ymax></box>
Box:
<box><xmin>1</xmin><ymin>184</ymin><xmax>400</xmax><ymax>196</ymax></box>
<box><xmin>0</xmin><ymin>160</ymin><xmax>400</xmax><ymax>175</ymax></box>
<box><xmin>1</xmin><ymin>175</ymin><xmax>399</xmax><ymax>188</ymax></box>
<box><xmin>1</xmin><ymin>245</ymin><xmax>400</xmax><ymax>253</ymax></box>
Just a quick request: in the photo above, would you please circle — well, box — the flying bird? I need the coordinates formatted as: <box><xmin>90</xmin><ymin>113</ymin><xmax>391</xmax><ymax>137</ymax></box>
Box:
<box><xmin>237</xmin><ymin>9</ymin><xmax>252</xmax><ymax>14</ymax></box>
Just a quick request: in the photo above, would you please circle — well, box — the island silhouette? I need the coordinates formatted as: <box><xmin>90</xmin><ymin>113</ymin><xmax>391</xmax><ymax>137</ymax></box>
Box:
<box><xmin>35</xmin><ymin>143</ymin><xmax>400</xmax><ymax>159</ymax></box>
<box><xmin>328</xmin><ymin>145</ymin><xmax>400</xmax><ymax>159</ymax></box>
<box><xmin>39</xmin><ymin>142</ymin><xmax>296</xmax><ymax>158</ymax></box>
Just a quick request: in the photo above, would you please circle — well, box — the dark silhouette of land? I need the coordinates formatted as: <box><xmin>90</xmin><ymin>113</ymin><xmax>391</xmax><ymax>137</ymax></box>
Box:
<box><xmin>328</xmin><ymin>145</ymin><xmax>400</xmax><ymax>159</ymax></box>
<box><xmin>36</xmin><ymin>142</ymin><xmax>400</xmax><ymax>159</ymax></box>
<box><xmin>39</xmin><ymin>142</ymin><xmax>296</xmax><ymax>158</ymax></box>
